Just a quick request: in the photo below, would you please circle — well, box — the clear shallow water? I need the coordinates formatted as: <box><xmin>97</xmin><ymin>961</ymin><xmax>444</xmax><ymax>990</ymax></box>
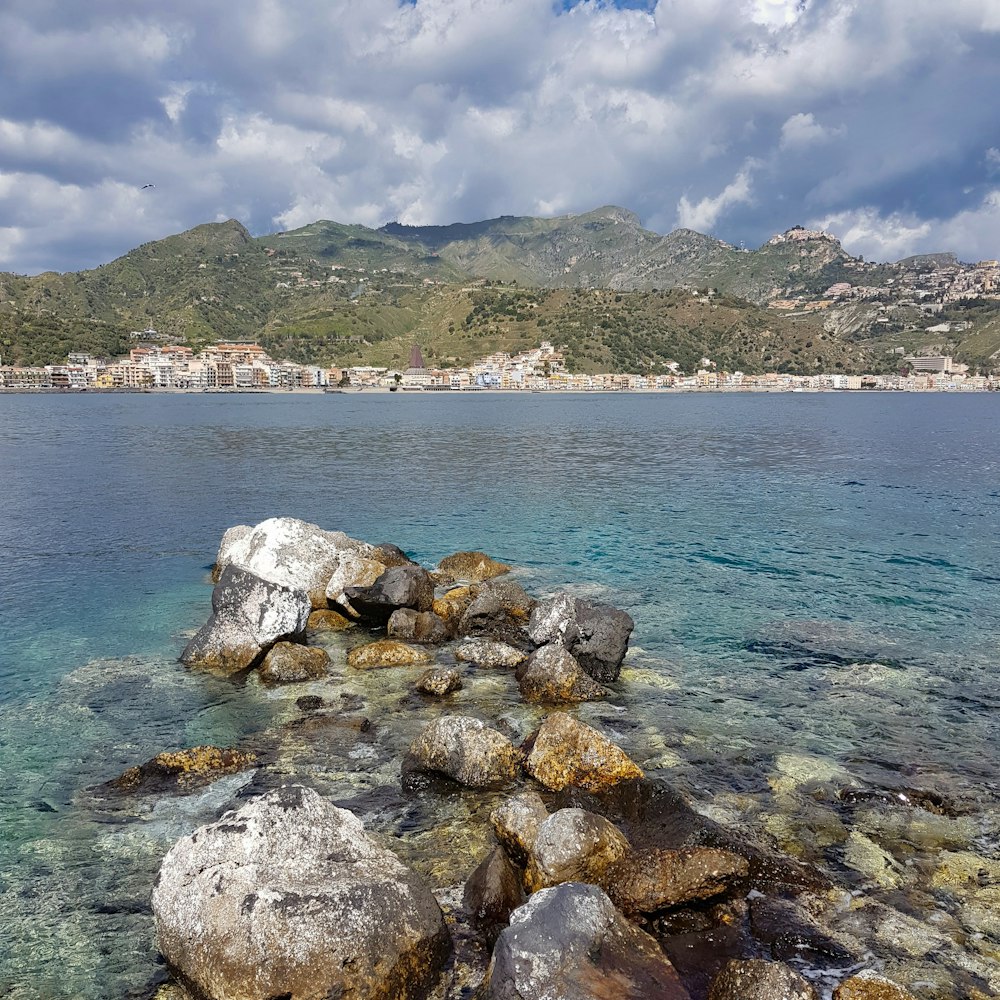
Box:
<box><xmin>1</xmin><ymin>391</ymin><xmax>999</xmax><ymax>997</ymax></box>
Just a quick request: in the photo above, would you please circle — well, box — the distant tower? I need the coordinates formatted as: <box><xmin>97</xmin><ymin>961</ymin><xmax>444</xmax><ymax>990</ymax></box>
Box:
<box><xmin>408</xmin><ymin>344</ymin><xmax>426</xmax><ymax>370</ymax></box>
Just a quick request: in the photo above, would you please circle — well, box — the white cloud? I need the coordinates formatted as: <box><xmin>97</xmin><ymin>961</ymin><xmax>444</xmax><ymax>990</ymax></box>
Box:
<box><xmin>676</xmin><ymin>161</ymin><xmax>757</xmax><ymax>232</ymax></box>
<box><xmin>779</xmin><ymin>112</ymin><xmax>842</xmax><ymax>149</ymax></box>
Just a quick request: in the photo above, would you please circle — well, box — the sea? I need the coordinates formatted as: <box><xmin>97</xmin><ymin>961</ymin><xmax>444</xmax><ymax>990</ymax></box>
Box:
<box><xmin>0</xmin><ymin>390</ymin><xmax>998</xmax><ymax>998</ymax></box>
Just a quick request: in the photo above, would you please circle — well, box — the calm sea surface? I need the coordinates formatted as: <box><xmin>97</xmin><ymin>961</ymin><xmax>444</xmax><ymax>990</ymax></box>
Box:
<box><xmin>0</xmin><ymin>391</ymin><xmax>998</xmax><ymax>997</ymax></box>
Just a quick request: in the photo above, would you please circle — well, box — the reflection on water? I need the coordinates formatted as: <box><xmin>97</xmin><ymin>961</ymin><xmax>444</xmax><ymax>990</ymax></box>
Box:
<box><xmin>0</xmin><ymin>392</ymin><xmax>998</xmax><ymax>997</ymax></box>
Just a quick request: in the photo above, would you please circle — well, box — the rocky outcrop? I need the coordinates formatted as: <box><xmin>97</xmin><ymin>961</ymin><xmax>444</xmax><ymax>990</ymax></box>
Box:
<box><xmin>708</xmin><ymin>959</ymin><xmax>817</xmax><ymax>1000</ymax></box>
<box><xmin>405</xmin><ymin>716</ymin><xmax>521</xmax><ymax>789</ymax></box>
<box><xmin>525</xmin><ymin>808</ymin><xmax>630</xmax><ymax>891</ymax></box>
<box><xmin>432</xmin><ymin>586</ymin><xmax>475</xmax><ymax>628</ymax></box>
<box><xmin>516</xmin><ymin>644</ymin><xmax>608</xmax><ymax>703</ymax></box>
<box><xmin>214</xmin><ymin>516</ymin><xmax>374</xmax><ymax>608</ymax></box>
<box><xmin>528</xmin><ymin>593</ymin><xmax>634</xmax><ymax>682</ymax></box>
<box><xmin>524</xmin><ymin>712</ymin><xmax>643</xmax><ymax>792</ymax></box>
<box><xmin>454</xmin><ymin>638</ymin><xmax>527</xmax><ymax>669</ymax></box>
<box><xmin>415</xmin><ymin>667</ymin><xmax>463</xmax><ymax>696</ymax></box>
<box><xmin>483</xmin><ymin>882</ymin><xmax>690</xmax><ymax>999</ymax></box>
<box><xmin>258</xmin><ymin>642</ymin><xmax>331</xmax><ymax>686</ymax></box>
<box><xmin>325</xmin><ymin>551</ymin><xmax>387</xmax><ymax>615</ymax></box>
<box><xmin>180</xmin><ymin>566</ymin><xmax>311</xmax><ymax>674</ymax></box>
<box><xmin>347</xmin><ymin>640</ymin><xmax>433</xmax><ymax>669</ymax></box>
<box><xmin>344</xmin><ymin>565</ymin><xmax>435</xmax><ymax>624</ymax></box>
<box><xmin>436</xmin><ymin>550</ymin><xmax>511</xmax><ymax>584</ymax></box>
<box><xmin>457</xmin><ymin>580</ymin><xmax>536</xmax><ymax>648</ymax></box>
<box><xmin>490</xmin><ymin>791</ymin><xmax>550</xmax><ymax>865</ymax></box>
<box><xmin>105</xmin><ymin>746</ymin><xmax>258</xmax><ymax>794</ymax></box>
<box><xmin>387</xmin><ymin>608</ymin><xmax>451</xmax><ymax>644</ymax></box>
<box><xmin>464</xmin><ymin>846</ymin><xmax>525</xmax><ymax>944</ymax></box>
<box><xmin>152</xmin><ymin>785</ymin><xmax>450</xmax><ymax>1000</ymax></box>
<box><xmin>606</xmin><ymin>847</ymin><xmax>749</xmax><ymax>916</ymax></box>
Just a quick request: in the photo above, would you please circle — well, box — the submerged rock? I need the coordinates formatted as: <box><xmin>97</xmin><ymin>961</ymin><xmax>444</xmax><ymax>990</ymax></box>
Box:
<box><xmin>258</xmin><ymin>642</ymin><xmax>331</xmax><ymax>686</ymax></box>
<box><xmin>106</xmin><ymin>746</ymin><xmax>258</xmax><ymax>794</ymax></box>
<box><xmin>708</xmin><ymin>959</ymin><xmax>818</xmax><ymax>1000</ymax></box>
<box><xmin>437</xmin><ymin>550</ymin><xmax>512</xmax><ymax>584</ymax></box>
<box><xmin>483</xmin><ymin>882</ymin><xmax>690</xmax><ymax>999</ymax></box>
<box><xmin>415</xmin><ymin>667</ymin><xmax>463</xmax><ymax>696</ymax></box>
<box><xmin>464</xmin><ymin>846</ymin><xmax>525</xmax><ymax>944</ymax></box>
<box><xmin>527</xmin><ymin>593</ymin><xmax>634</xmax><ymax>682</ymax></box>
<box><xmin>524</xmin><ymin>712</ymin><xmax>643</xmax><ymax>792</ymax></box>
<box><xmin>490</xmin><ymin>791</ymin><xmax>550</xmax><ymax>865</ymax></box>
<box><xmin>344</xmin><ymin>565</ymin><xmax>435</xmax><ymax>624</ymax></box>
<box><xmin>516</xmin><ymin>644</ymin><xmax>608</xmax><ymax>703</ymax></box>
<box><xmin>525</xmin><ymin>807</ymin><xmax>630</xmax><ymax>891</ymax></box>
<box><xmin>606</xmin><ymin>847</ymin><xmax>749</xmax><ymax>916</ymax></box>
<box><xmin>306</xmin><ymin>608</ymin><xmax>353</xmax><ymax>631</ymax></box>
<box><xmin>347</xmin><ymin>639</ymin><xmax>433</xmax><ymax>669</ymax></box>
<box><xmin>180</xmin><ymin>566</ymin><xmax>311</xmax><ymax>674</ymax></box>
<box><xmin>405</xmin><ymin>716</ymin><xmax>521</xmax><ymax>789</ymax></box>
<box><xmin>454</xmin><ymin>638</ymin><xmax>527</xmax><ymax>669</ymax></box>
<box><xmin>153</xmin><ymin>786</ymin><xmax>450</xmax><ymax>1000</ymax></box>
<box><xmin>387</xmin><ymin>608</ymin><xmax>451</xmax><ymax>645</ymax></box>
<box><xmin>214</xmin><ymin>516</ymin><xmax>374</xmax><ymax>608</ymax></box>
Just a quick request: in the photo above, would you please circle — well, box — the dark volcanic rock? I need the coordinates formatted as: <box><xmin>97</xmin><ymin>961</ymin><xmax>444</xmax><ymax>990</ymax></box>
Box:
<box><xmin>527</xmin><ymin>592</ymin><xmax>634</xmax><ymax>682</ymax></box>
<box><xmin>372</xmin><ymin>542</ymin><xmax>416</xmax><ymax>567</ymax></box>
<box><xmin>152</xmin><ymin>785</ymin><xmax>450</xmax><ymax>1000</ymax></box>
<box><xmin>483</xmin><ymin>882</ymin><xmax>690</xmax><ymax>1000</ymax></box>
<box><xmin>258</xmin><ymin>641</ymin><xmax>331</xmax><ymax>686</ymax></box>
<box><xmin>388</xmin><ymin>608</ymin><xmax>451</xmax><ymax>645</ymax></box>
<box><xmin>516</xmin><ymin>644</ymin><xmax>608</xmax><ymax>703</ymax></box>
<box><xmin>708</xmin><ymin>959</ymin><xmax>818</xmax><ymax>1000</ymax></box>
<box><xmin>344</xmin><ymin>564</ymin><xmax>435</xmax><ymax>624</ymax></box>
<box><xmin>405</xmin><ymin>716</ymin><xmax>521</xmax><ymax>789</ymax></box>
<box><xmin>180</xmin><ymin>566</ymin><xmax>311</xmax><ymax>674</ymax></box>
<box><xmin>463</xmin><ymin>846</ymin><xmax>525</xmax><ymax>945</ymax></box>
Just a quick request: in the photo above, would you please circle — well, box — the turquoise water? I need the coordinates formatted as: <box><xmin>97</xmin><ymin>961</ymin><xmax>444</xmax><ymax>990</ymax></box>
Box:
<box><xmin>1</xmin><ymin>391</ymin><xmax>999</xmax><ymax>997</ymax></box>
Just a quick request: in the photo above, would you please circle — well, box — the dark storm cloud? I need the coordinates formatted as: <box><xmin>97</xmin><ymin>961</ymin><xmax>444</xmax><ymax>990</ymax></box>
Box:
<box><xmin>0</xmin><ymin>0</ymin><xmax>999</xmax><ymax>274</ymax></box>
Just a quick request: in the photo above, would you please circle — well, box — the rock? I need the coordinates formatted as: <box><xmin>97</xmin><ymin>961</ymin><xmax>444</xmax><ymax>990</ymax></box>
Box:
<box><xmin>605</xmin><ymin>847</ymin><xmax>749</xmax><ymax>916</ymax></box>
<box><xmin>516</xmin><ymin>644</ymin><xmax>608</xmax><ymax>703</ymax></box>
<box><xmin>454</xmin><ymin>638</ymin><xmax>527</xmax><ymax>669</ymax></box>
<box><xmin>405</xmin><ymin>716</ymin><xmax>521</xmax><ymax>789</ymax></box>
<box><xmin>708</xmin><ymin>959</ymin><xmax>818</xmax><ymax>1000</ymax></box>
<box><xmin>325</xmin><ymin>551</ymin><xmax>388</xmax><ymax>615</ymax></box>
<box><xmin>524</xmin><ymin>712</ymin><xmax>643</xmax><ymax>792</ymax></box>
<box><xmin>306</xmin><ymin>608</ymin><xmax>353</xmax><ymax>631</ymax></box>
<box><xmin>458</xmin><ymin>580</ymin><xmax>537</xmax><ymax>647</ymax></box>
<box><xmin>372</xmin><ymin>542</ymin><xmax>415</xmax><ymax>567</ymax></box>
<box><xmin>212</xmin><ymin>523</ymin><xmax>252</xmax><ymax>582</ymax></box>
<box><xmin>105</xmin><ymin>746</ymin><xmax>258</xmax><ymax>794</ymax></box>
<box><xmin>842</xmin><ymin>831</ymin><xmax>906</xmax><ymax>889</ymax></box>
<box><xmin>347</xmin><ymin>639</ymin><xmax>433</xmax><ymax>669</ymax></box>
<box><xmin>415</xmin><ymin>667</ymin><xmax>463</xmax><ymax>696</ymax></box>
<box><xmin>214</xmin><ymin>516</ymin><xmax>374</xmax><ymax>608</ymax></box>
<box><xmin>491</xmin><ymin>791</ymin><xmax>550</xmax><ymax>865</ymax></box>
<box><xmin>463</xmin><ymin>846</ymin><xmax>525</xmax><ymax>944</ymax></box>
<box><xmin>258</xmin><ymin>642</ymin><xmax>331</xmax><ymax>686</ymax></box>
<box><xmin>387</xmin><ymin>608</ymin><xmax>451</xmax><ymax>645</ymax></box>
<box><xmin>180</xmin><ymin>566</ymin><xmax>311</xmax><ymax>674</ymax></box>
<box><xmin>525</xmin><ymin>808</ymin><xmax>630</xmax><ymax>891</ymax></box>
<box><xmin>834</xmin><ymin>971</ymin><xmax>919</xmax><ymax>1000</ymax></box>
<box><xmin>437</xmin><ymin>550</ymin><xmax>511</xmax><ymax>583</ymax></box>
<box><xmin>152</xmin><ymin>785</ymin><xmax>450</xmax><ymax>1000</ymax></box>
<box><xmin>344</xmin><ymin>565</ymin><xmax>435</xmax><ymax>624</ymax></box>
<box><xmin>432</xmin><ymin>586</ymin><xmax>475</xmax><ymax>627</ymax></box>
<box><xmin>527</xmin><ymin>593</ymin><xmax>634</xmax><ymax>683</ymax></box>
<box><xmin>483</xmin><ymin>882</ymin><xmax>690</xmax><ymax>1000</ymax></box>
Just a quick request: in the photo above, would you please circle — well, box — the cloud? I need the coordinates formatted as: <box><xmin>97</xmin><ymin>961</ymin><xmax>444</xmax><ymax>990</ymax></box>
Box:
<box><xmin>0</xmin><ymin>0</ymin><xmax>998</xmax><ymax>273</ymax></box>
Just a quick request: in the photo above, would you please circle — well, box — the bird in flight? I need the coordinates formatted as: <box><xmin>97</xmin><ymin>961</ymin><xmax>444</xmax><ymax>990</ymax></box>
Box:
<box><xmin>141</xmin><ymin>183</ymin><xmax>155</xmax><ymax>189</ymax></box>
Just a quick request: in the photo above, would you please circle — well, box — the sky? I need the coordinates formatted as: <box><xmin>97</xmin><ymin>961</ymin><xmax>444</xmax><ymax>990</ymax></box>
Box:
<box><xmin>1</xmin><ymin>0</ymin><xmax>999</xmax><ymax>275</ymax></box>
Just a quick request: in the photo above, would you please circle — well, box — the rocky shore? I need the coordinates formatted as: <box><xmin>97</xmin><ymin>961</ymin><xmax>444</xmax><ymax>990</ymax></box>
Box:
<box><xmin>102</xmin><ymin>517</ymin><xmax>997</xmax><ymax>1000</ymax></box>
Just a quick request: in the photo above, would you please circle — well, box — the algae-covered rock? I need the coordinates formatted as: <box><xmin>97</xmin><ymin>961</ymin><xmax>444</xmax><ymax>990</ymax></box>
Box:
<box><xmin>708</xmin><ymin>959</ymin><xmax>817</xmax><ymax>1000</ymax></box>
<box><xmin>180</xmin><ymin>566</ymin><xmax>311</xmax><ymax>674</ymax></box>
<box><xmin>483</xmin><ymin>882</ymin><xmax>690</xmax><ymax>999</ymax></box>
<box><xmin>324</xmin><ymin>550</ymin><xmax>387</xmax><ymax>614</ymax></box>
<box><xmin>606</xmin><ymin>847</ymin><xmax>749</xmax><ymax>916</ymax></box>
<box><xmin>437</xmin><ymin>550</ymin><xmax>512</xmax><ymax>583</ymax></box>
<box><xmin>347</xmin><ymin>639</ymin><xmax>433</xmax><ymax>669</ymax></box>
<box><xmin>405</xmin><ymin>716</ymin><xmax>521</xmax><ymax>789</ymax></box>
<box><xmin>106</xmin><ymin>746</ymin><xmax>258</xmax><ymax>794</ymax></box>
<box><xmin>307</xmin><ymin>608</ymin><xmax>353</xmax><ymax>631</ymax></box>
<box><xmin>842</xmin><ymin>831</ymin><xmax>907</xmax><ymax>889</ymax></box>
<box><xmin>258</xmin><ymin>642</ymin><xmax>331</xmax><ymax>686</ymax></box>
<box><xmin>490</xmin><ymin>791</ymin><xmax>550</xmax><ymax>865</ymax></box>
<box><xmin>454</xmin><ymin>638</ymin><xmax>527</xmax><ymax>669</ymax></box>
<box><xmin>516</xmin><ymin>644</ymin><xmax>608</xmax><ymax>704</ymax></box>
<box><xmin>153</xmin><ymin>785</ymin><xmax>450</xmax><ymax>1000</ymax></box>
<box><xmin>524</xmin><ymin>712</ymin><xmax>643</xmax><ymax>792</ymax></box>
<box><xmin>524</xmin><ymin>807</ymin><xmax>630</xmax><ymax>891</ymax></box>
<box><xmin>432</xmin><ymin>586</ymin><xmax>475</xmax><ymax>626</ymax></box>
<box><xmin>387</xmin><ymin>608</ymin><xmax>451</xmax><ymax>645</ymax></box>
<box><xmin>415</xmin><ymin>667</ymin><xmax>463</xmax><ymax>696</ymax></box>
<box><xmin>834</xmin><ymin>970</ymin><xmax>918</xmax><ymax>1000</ymax></box>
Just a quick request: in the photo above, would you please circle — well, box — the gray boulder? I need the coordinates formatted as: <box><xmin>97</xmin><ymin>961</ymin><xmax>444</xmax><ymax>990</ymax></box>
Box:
<box><xmin>152</xmin><ymin>785</ymin><xmax>450</xmax><ymax>1000</ymax></box>
<box><xmin>180</xmin><ymin>566</ymin><xmax>311</xmax><ymax>675</ymax></box>
<box><xmin>708</xmin><ymin>959</ymin><xmax>818</xmax><ymax>1000</ymax></box>
<box><xmin>463</xmin><ymin>846</ymin><xmax>525</xmax><ymax>944</ymax></box>
<box><xmin>516</xmin><ymin>644</ymin><xmax>608</xmax><ymax>703</ymax></box>
<box><xmin>483</xmin><ymin>882</ymin><xmax>690</xmax><ymax>999</ymax></box>
<box><xmin>490</xmin><ymin>791</ymin><xmax>550</xmax><ymax>865</ymax></box>
<box><xmin>525</xmin><ymin>807</ymin><xmax>630</xmax><ymax>891</ymax></box>
<box><xmin>388</xmin><ymin>608</ymin><xmax>451</xmax><ymax>645</ymax></box>
<box><xmin>405</xmin><ymin>716</ymin><xmax>521</xmax><ymax>789</ymax></box>
<box><xmin>457</xmin><ymin>580</ymin><xmax>537</xmax><ymax>648</ymax></box>
<box><xmin>454</xmin><ymin>638</ymin><xmax>527</xmax><ymax>669</ymax></box>
<box><xmin>344</xmin><ymin>565</ymin><xmax>435</xmax><ymax>624</ymax></box>
<box><xmin>528</xmin><ymin>593</ymin><xmax>634</xmax><ymax>682</ymax></box>
<box><xmin>214</xmin><ymin>516</ymin><xmax>374</xmax><ymax>608</ymax></box>
<box><xmin>415</xmin><ymin>667</ymin><xmax>463</xmax><ymax>696</ymax></box>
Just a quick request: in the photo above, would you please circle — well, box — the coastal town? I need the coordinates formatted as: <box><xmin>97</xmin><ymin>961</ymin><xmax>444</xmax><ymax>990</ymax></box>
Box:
<box><xmin>1</xmin><ymin>336</ymin><xmax>997</xmax><ymax>393</ymax></box>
